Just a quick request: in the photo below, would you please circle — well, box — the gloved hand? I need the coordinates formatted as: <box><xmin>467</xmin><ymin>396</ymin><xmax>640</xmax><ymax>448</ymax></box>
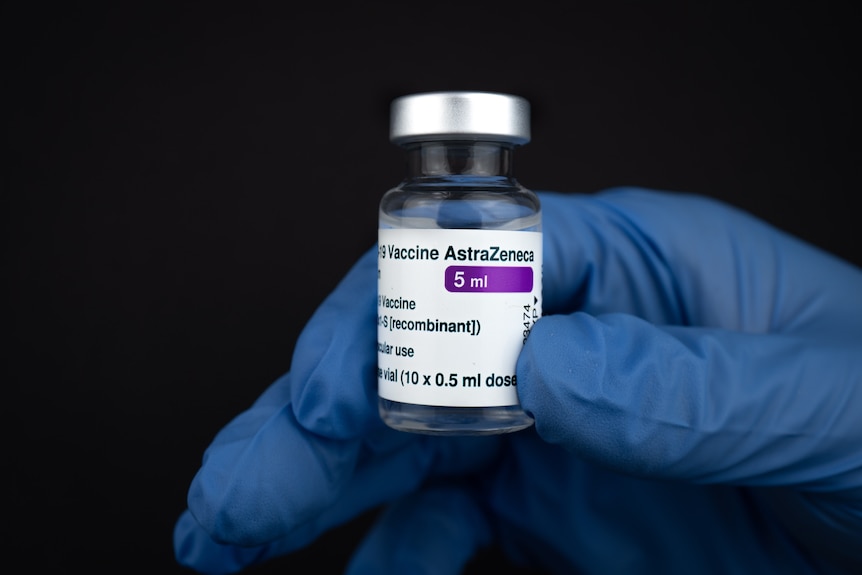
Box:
<box><xmin>174</xmin><ymin>187</ymin><xmax>862</xmax><ymax>574</ymax></box>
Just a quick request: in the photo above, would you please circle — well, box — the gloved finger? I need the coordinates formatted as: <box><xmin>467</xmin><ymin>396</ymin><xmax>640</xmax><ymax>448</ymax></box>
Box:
<box><xmin>177</xmin><ymin>246</ymin><xmax>391</xmax><ymax>548</ymax></box>
<box><xmin>344</xmin><ymin>485</ymin><xmax>493</xmax><ymax>575</ymax></box>
<box><xmin>519</xmin><ymin>311</ymin><xmax>862</xmax><ymax>492</ymax></box>
<box><xmin>287</xmin><ymin>246</ymin><xmax>382</xmax><ymax>439</ymax></box>
<box><xmin>178</xmin><ymin>372</ymin><xmax>502</xmax><ymax>569</ymax></box>
<box><xmin>176</xmin><ymin>430</ymin><xmax>501</xmax><ymax>572</ymax></box>
<box><xmin>174</xmin><ymin>430</ymin><xmax>393</xmax><ymax>575</ymax></box>
<box><xmin>183</xmin><ymin>389</ymin><xmax>364</xmax><ymax>547</ymax></box>
<box><xmin>537</xmin><ymin>188</ymin><xmax>862</xmax><ymax>333</ymax></box>
<box><xmin>174</xmin><ymin>510</ymin><xmax>274</xmax><ymax>575</ymax></box>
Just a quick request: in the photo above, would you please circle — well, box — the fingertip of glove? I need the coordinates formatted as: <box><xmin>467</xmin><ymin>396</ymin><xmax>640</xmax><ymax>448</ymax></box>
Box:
<box><xmin>289</xmin><ymin>250</ymin><xmax>381</xmax><ymax>438</ymax></box>
<box><xmin>517</xmin><ymin>313</ymin><xmax>683</xmax><ymax>470</ymax></box>
<box><xmin>174</xmin><ymin>509</ymin><xmax>267</xmax><ymax>574</ymax></box>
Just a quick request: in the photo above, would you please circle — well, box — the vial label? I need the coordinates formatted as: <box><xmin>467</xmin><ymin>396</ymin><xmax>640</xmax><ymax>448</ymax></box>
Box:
<box><xmin>377</xmin><ymin>228</ymin><xmax>542</xmax><ymax>407</ymax></box>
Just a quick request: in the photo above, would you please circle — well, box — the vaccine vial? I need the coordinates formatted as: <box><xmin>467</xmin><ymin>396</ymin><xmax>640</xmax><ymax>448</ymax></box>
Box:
<box><xmin>377</xmin><ymin>91</ymin><xmax>541</xmax><ymax>435</ymax></box>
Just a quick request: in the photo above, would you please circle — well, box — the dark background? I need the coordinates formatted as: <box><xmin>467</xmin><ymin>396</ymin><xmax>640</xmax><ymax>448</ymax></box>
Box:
<box><xmin>6</xmin><ymin>2</ymin><xmax>859</xmax><ymax>573</ymax></box>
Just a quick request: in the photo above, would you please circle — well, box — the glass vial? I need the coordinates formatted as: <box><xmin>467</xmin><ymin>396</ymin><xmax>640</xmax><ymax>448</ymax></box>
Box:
<box><xmin>377</xmin><ymin>91</ymin><xmax>542</xmax><ymax>435</ymax></box>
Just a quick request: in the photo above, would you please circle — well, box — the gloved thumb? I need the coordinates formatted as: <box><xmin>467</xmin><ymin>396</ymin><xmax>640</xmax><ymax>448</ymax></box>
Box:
<box><xmin>517</xmin><ymin>311</ymin><xmax>861</xmax><ymax>490</ymax></box>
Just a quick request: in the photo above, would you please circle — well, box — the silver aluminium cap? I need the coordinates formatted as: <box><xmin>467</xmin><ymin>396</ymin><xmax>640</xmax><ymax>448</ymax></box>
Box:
<box><xmin>389</xmin><ymin>91</ymin><xmax>530</xmax><ymax>145</ymax></box>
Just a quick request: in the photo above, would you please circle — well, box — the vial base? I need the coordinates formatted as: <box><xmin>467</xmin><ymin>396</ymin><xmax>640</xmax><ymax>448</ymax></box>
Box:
<box><xmin>379</xmin><ymin>398</ymin><xmax>534</xmax><ymax>436</ymax></box>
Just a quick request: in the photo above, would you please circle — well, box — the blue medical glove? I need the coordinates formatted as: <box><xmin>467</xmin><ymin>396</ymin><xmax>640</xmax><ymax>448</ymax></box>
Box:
<box><xmin>174</xmin><ymin>187</ymin><xmax>862</xmax><ymax>574</ymax></box>
<box><xmin>173</xmin><ymin>247</ymin><xmax>504</xmax><ymax>574</ymax></box>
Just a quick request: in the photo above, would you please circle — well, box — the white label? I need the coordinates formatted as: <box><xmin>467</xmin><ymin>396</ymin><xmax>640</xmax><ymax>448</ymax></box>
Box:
<box><xmin>377</xmin><ymin>228</ymin><xmax>542</xmax><ymax>407</ymax></box>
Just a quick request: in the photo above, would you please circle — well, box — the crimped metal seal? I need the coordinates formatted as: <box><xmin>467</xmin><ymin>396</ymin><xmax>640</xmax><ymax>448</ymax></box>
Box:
<box><xmin>390</xmin><ymin>91</ymin><xmax>530</xmax><ymax>145</ymax></box>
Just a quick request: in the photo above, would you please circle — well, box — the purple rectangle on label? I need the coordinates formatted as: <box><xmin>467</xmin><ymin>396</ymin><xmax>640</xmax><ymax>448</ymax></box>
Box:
<box><xmin>445</xmin><ymin>266</ymin><xmax>533</xmax><ymax>293</ymax></box>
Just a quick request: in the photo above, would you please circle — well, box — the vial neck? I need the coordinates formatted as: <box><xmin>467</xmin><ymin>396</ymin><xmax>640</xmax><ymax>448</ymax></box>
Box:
<box><xmin>404</xmin><ymin>141</ymin><xmax>514</xmax><ymax>180</ymax></box>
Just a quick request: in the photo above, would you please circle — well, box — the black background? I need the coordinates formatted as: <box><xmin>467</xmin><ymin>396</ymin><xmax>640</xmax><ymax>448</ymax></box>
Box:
<box><xmin>6</xmin><ymin>2</ymin><xmax>859</xmax><ymax>573</ymax></box>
